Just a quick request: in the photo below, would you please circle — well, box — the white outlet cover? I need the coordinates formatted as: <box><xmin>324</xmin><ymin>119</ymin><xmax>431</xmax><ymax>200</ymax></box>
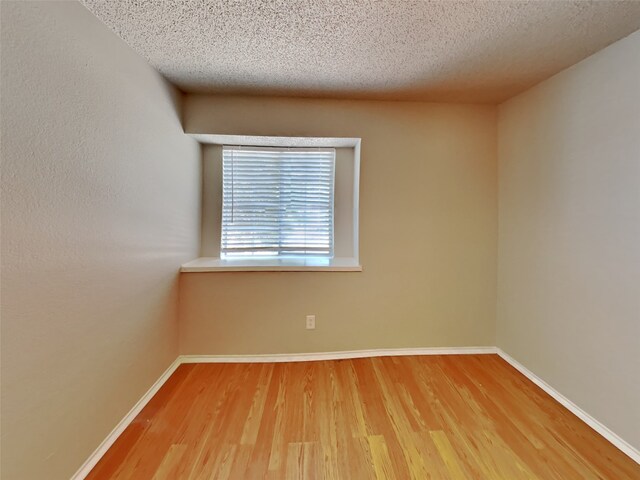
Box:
<box><xmin>306</xmin><ymin>315</ymin><xmax>316</xmax><ymax>329</ymax></box>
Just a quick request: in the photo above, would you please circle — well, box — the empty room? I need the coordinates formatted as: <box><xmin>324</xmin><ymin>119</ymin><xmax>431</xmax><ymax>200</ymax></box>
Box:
<box><xmin>1</xmin><ymin>0</ymin><xmax>639</xmax><ymax>478</ymax></box>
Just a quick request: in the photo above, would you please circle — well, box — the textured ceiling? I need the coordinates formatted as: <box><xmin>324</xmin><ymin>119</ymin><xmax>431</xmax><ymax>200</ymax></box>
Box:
<box><xmin>81</xmin><ymin>0</ymin><xmax>640</xmax><ymax>103</ymax></box>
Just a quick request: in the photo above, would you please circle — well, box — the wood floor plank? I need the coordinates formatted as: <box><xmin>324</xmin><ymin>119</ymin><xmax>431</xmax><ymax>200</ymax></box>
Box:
<box><xmin>286</xmin><ymin>442</ymin><xmax>317</xmax><ymax>480</ymax></box>
<box><xmin>152</xmin><ymin>444</ymin><xmax>187</xmax><ymax>480</ymax></box>
<box><xmin>206</xmin><ymin>444</ymin><xmax>236</xmax><ymax>480</ymax></box>
<box><xmin>240</xmin><ymin>363</ymin><xmax>273</xmax><ymax>446</ymax></box>
<box><xmin>352</xmin><ymin>359</ymin><xmax>413</xmax><ymax>479</ymax></box>
<box><xmin>367</xmin><ymin>435</ymin><xmax>397</xmax><ymax>480</ymax></box>
<box><xmin>429</xmin><ymin>430</ymin><xmax>471</xmax><ymax>480</ymax></box>
<box><xmin>86</xmin><ymin>354</ymin><xmax>640</xmax><ymax>479</ymax></box>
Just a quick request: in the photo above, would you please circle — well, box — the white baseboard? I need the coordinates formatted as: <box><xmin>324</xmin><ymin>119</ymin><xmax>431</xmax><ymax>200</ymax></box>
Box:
<box><xmin>72</xmin><ymin>346</ymin><xmax>639</xmax><ymax>478</ymax></box>
<box><xmin>70</xmin><ymin>358</ymin><xmax>182</xmax><ymax>480</ymax></box>
<box><xmin>180</xmin><ymin>346</ymin><xmax>497</xmax><ymax>364</ymax></box>
<box><xmin>70</xmin><ymin>346</ymin><xmax>494</xmax><ymax>478</ymax></box>
<box><xmin>496</xmin><ymin>348</ymin><xmax>640</xmax><ymax>465</ymax></box>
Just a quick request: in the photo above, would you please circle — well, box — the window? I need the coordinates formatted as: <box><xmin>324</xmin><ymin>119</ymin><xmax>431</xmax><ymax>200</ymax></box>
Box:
<box><xmin>221</xmin><ymin>146</ymin><xmax>335</xmax><ymax>259</ymax></box>
<box><xmin>181</xmin><ymin>135</ymin><xmax>361</xmax><ymax>272</ymax></box>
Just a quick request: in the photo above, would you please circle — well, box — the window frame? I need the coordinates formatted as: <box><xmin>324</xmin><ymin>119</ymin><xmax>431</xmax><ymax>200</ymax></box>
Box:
<box><xmin>181</xmin><ymin>135</ymin><xmax>361</xmax><ymax>272</ymax></box>
<box><xmin>220</xmin><ymin>145</ymin><xmax>337</xmax><ymax>260</ymax></box>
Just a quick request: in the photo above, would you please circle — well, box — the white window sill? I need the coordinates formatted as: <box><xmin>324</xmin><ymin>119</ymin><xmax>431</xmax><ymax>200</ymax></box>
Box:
<box><xmin>180</xmin><ymin>257</ymin><xmax>362</xmax><ymax>272</ymax></box>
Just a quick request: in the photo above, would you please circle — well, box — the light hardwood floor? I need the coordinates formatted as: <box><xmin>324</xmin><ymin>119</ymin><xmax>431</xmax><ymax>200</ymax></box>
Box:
<box><xmin>86</xmin><ymin>354</ymin><xmax>640</xmax><ymax>479</ymax></box>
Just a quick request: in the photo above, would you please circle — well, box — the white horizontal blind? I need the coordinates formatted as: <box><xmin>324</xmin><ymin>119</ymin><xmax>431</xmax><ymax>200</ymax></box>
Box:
<box><xmin>221</xmin><ymin>146</ymin><xmax>335</xmax><ymax>258</ymax></box>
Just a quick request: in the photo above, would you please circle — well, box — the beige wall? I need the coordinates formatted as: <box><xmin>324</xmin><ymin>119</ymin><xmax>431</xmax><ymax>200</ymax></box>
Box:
<box><xmin>0</xmin><ymin>2</ymin><xmax>200</xmax><ymax>479</ymax></box>
<box><xmin>180</xmin><ymin>94</ymin><xmax>498</xmax><ymax>355</ymax></box>
<box><xmin>497</xmin><ymin>31</ymin><xmax>640</xmax><ymax>450</ymax></box>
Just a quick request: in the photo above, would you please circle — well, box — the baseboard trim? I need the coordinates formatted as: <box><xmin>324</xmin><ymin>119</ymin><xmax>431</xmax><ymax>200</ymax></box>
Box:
<box><xmin>496</xmin><ymin>348</ymin><xmax>640</xmax><ymax>465</ymax></box>
<box><xmin>72</xmin><ymin>346</ymin><xmax>639</xmax><ymax>478</ymax></box>
<box><xmin>71</xmin><ymin>346</ymin><xmax>493</xmax><ymax>478</ymax></box>
<box><xmin>180</xmin><ymin>346</ymin><xmax>498</xmax><ymax>364</ymax></box>
<box><xmin>70</xmin><ymin>358</ymin><xmax>182</xmax><ymax>480</ymax></box>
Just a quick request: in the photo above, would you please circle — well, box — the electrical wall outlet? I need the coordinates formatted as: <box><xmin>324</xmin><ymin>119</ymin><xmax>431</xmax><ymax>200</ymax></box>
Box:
<box><xmin>306</xmin><ymin>315</ymin><xmax>316</xmax><ymax>330</ymax></box>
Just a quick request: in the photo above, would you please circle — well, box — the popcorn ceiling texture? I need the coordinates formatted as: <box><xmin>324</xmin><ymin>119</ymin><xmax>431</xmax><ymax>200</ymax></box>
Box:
<box><xmin>81</xmin><ymin>0</ymin><xmax>640</xmax><ymax>103</ymax></box>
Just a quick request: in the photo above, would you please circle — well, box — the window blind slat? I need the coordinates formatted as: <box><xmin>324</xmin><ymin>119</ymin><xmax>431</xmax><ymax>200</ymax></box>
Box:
<box><xmin>221</xmin><ymin>146</ymin><xmax>335</xmax><ymax>258</ymax></box>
